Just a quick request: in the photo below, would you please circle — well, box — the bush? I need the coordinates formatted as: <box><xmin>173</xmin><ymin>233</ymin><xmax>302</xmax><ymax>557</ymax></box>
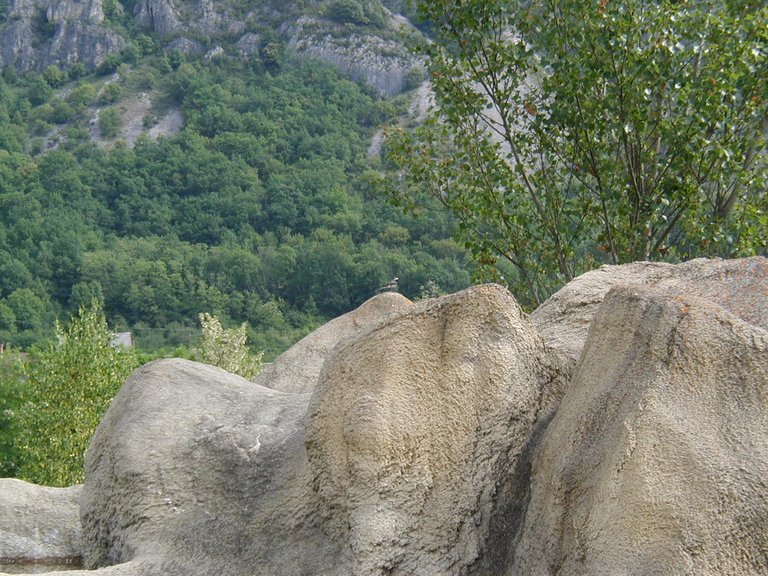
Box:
<box><xmin>0</xmin><ymin>349</ymin><xmax>27</xmax><ymax>477</ymax></box>
<box><xmin>15</xmin><ymin>302</ymin><xmax>139</xmax><ymax>485</ymax></box>
<box><xmin>194</xmin><ymin>313</ymin><xmax>263</xmax><ymax>380</ymax></box>
<box><xmin>327</xmin><ymin>0</ymin><xmax>366</xmax><ymax>24</ymax></box>
<box><xmin>98</xmin><ymin>107</ymin><xmax>121</xmax><ymax>138</ymax></box>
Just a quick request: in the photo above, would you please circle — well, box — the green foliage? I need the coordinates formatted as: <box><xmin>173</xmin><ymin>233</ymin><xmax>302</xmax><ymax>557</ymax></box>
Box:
<box><xmin>98</xmin><ymin>82</ymin><xmax>122</xmax><ymax>104</ymax></box>
<box><xmin>68</xmin><ymin>83</ymin><xmax>98</xmax><ymax>109</ymax></box>
<box><xmin>96</xmin><ymin>53</ymin><xmax>121</xmax><ymax>76</ymax></box>
<box><xmin>327</xmin><ymin>0</ymin><xmax>386</xmax><ymax>27</ymax></box>
<box><xmin>328</xmin><ymin>0</ymin><xmax>367</xmax><ymax>25</ymax></box>
<box><xmin>98</xmin><ymin>107</ymin><xmax>121</xmax><ymax>138</ymax></box>
<box><xmin>387</xmin><ymin>0</ymin><xmax>768</xmax><ymax>306</ymax></box>
<box><xmin>0</xmin><ymin>46</ymin><xmax>473</xmax><ymax>357</ymax></box>
<box><xmin>15</xmin><ymin>301</ymin><xmax>139</xmax><ymax>485</ymax></box>
<box><xmin>261</xmin><ymin>41</ymin><xmax>285</xmax><ymax>69</ymax></box>
<box><xmin>42</xmin><ymin>65</ymin><xmax>67</xmax><ymax>88</ymax></box>
<box><xmin>27</xmin><ymin>75</ymin><xmax>53</xmax><ymax>106</ymax></box>
<box><xmin>194</xmin><ymin>312</ymin><xmax>263</xmax><ymax>379</ymax></box>
<box><xmin>0</xmin><ymin>348</ymin><xmax>27</xmax><ymax>477</ymax></box>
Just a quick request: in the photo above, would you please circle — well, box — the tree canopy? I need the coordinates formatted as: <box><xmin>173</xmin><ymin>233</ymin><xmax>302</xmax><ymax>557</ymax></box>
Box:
<box><xmin>0</xmin><ymin>53</ymin><xmax>473</xmax><ymax>355</ymax></box>
<box><xmin>385</xmin><ymin>0</ymin><xmax>767</xmax><ymax>306</ymax></box>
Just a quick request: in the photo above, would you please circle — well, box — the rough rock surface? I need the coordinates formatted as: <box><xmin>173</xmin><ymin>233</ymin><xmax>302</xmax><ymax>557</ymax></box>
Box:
<box><xmin>0</xmin><ymin>0</ymin><xmax>421</xmax><ymax>95</ymax></box>
<box><xmin>74</xmin><ymin>285</ymin><xmax>566</xmax><ymax>575</ymax></box>
<box><xmin>133</xmin><ymin>0</ymin><xmax>182</xmax><ymax>37</ymax></box>
<box><xmin>531</xmin><ymin>256</ymin><xmax>768</xmax><ymax>365</ymax></box>
<box><xmin>0</xmin><ymin>0</ymin><xmax>125</xmax><ymax>72</ymax></box>
<box><xmin>306</xmin><ymin>284</ymin><xmax>567</xmax><ymax>574</ymax></box>
<box><xmin>256</xmin><ymin>291</ymin><xmax>412</xmax><ymax>394</ymax></box>
<box><xmin>0</xmin><ymin>479</ymin><xmax>82</xmax><ymax>563</ymax></box>
<box><xmin>1</xmin><ymin>258</ymin><xmax>766</xmax><ymax>576</ymax></box>
<box><xmin>511</xmin><ymin>286</ymin><xmax>768</xmax><ymax>575</ymax></box>
<box><xmin>288</xmin><ymin>18</ymin><xmax>421</xmax><ymax>97</ymax></box>
<box><xmin>79</xmin><ymin>360</ymin><xmax>333</xmax><ymax>576</ymax></box>
<box><xmin>134</xmin><ymin>0</ymin><xmax>243</xmax><ymax>38</ymax></box>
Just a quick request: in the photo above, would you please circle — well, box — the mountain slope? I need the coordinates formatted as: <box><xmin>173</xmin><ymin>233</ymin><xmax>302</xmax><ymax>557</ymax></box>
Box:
<box><xmin>0</xmin><ymin>1</ymin><xmax>469</xmax><ymax>357</ymax></box>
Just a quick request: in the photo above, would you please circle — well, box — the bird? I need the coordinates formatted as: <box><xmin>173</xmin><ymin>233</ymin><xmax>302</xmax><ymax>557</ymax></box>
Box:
<box><xmin>376</xmin><ymin>277</ymin><xmax>399</xmax><ymax>293</ymax></box>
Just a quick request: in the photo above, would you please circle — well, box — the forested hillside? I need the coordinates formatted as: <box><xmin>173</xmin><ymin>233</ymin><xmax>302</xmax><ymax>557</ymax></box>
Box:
<box><xmin>0</xmin><ymin>36</ymin><xmax>471</xmax><ymax>357</ymax></box>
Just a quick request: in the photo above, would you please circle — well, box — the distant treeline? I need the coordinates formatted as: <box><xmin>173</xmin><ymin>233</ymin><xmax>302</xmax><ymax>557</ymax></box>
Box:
<box><xmin>0</xmin><ymin>54</ymin><xmax>473</xmax><ymax>357</ymax></box>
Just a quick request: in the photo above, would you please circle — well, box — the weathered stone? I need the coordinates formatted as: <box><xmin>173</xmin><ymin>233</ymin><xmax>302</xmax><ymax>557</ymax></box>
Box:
<box><xmin>0</xmin><ymin>479</ymin><xmax>82</xmax><ymax>565</ymax></box>
<box><xmin>234</xmin><ymin>32</ymin><xmax>260</xmax><ymax>58</ymax></box>
<box><xmin>286</xmin><ymin>16</ymin><xmax>423</xmax><ymax>97</ymax></box>
<box><xmin>256</xmin><ymin>291</ymin><xmax>412</xmax><ymax>395</ymax></box>
<box><xmin>71</xmin><ymin>285</ymin><xmax>568</xmax><ymax>576</ymax></box>
<box><xmin>306</xmin><ymin>284</ymin><xmax>568</xmax><ymax>575</ymax></box>
<box><xmin>133</xmin><ymin>0</ymin><xmax>181</xmax><ymax>37</ymax></box>
<box><xmin>0</xmin><ymin>0</ymin><xmax>124</xmax><ymax>73</ymax></box>
<box><xmin>163</xmin><ymin>37</ymin><xmax>204</xmax><ymax>55</ymax></box>
<box><xmin>511</xmin><ymin>286</ymin><xmax>768</xmax><ymax>575</ymax></box>
<box><xmin>80</xmin><ymin>359</ymin><xmax>336</xmax><ymax>576</ymax></box>
<box><xmin>2</xmin><ymin>259</ymin><xmax>765</xmax><ymax>576</ymax></box>
<box><xmin>531</xmin><ymin>256</ymin><xmax>768</xmax><ymax>365</ymax></box>
<box><xmin>0</xmin><ymin>0</ymin><xmax>422</xmax><ymax>94</ymax></box>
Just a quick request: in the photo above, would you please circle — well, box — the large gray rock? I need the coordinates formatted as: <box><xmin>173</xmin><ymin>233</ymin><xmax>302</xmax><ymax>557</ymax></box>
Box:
<box><xmin>80</xmin><ymin>359</ymin><xmax>336</xmax><ymax>576</ymax></box>
<box><xmin>287</xmin><ymin>16</ymin><xmax>423</xmax><ymax>97</ymax></box>
<box><xmin>0</xmin><ymin>479</ymin><xmax>82</xmax><ymax>564</ymax></box>
<box><xmin>531</xmin><ymin>256</ymin><xmax>768</xmax><ymax>365</ymax></box>
<box><xmin>511</xmin><ymin>286</ymin><xmax>768</xmax><ymax>575</ymax></box>
<box><xmin>256</xmin><ymin>291</ymin><xmax>412</xmax><ymax>394</ymax></box>
<box><xmin>0</xmin><ymin>0</ymin><xmax>422</xmax><ymax>94</ymax></box>
<box><xmin>306</xmin><ymin>284</ymin><xmax>568</xmax><ymax>575</ymax></box>
<box><xmin>133</xmin><ymin>0</ymin><xmax>182</xmax><ymax>37</ymax></box>
<box><xmin>2</xmin><ymin>258</ymin><xmax>766</xmax><ymax>576</ymax></box>
<box><xmin>62</xmin><ymin>284</ymin><xmax>566</xmax><ymax>576</ymax></box>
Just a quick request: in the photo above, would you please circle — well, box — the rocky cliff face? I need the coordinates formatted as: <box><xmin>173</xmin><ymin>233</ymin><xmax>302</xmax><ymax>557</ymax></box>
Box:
<box><xmin>0</xmin><ymin>0</ymin><xmax>419</xmax><ymax>96</ymax></box>
<box><xmin>286</xmin><ymin>16</ymin><xmax>422</xmax><ymax>97</ymax></box>
<box><xmin>0</xmin><ymin>0</ymin><xmax>125</xmax><ymax>72</ymax></box>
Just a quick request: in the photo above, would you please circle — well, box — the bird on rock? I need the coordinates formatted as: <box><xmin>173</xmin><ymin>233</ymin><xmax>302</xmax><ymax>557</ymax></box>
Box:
<box><xmin>376</xmin><ymin>277</ymin><xmax>399</xmax><ymax>293</ymax></box>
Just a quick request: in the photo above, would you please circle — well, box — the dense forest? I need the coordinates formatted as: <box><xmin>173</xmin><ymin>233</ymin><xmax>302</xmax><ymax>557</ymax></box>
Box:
<box><xmin>0</xmin><ymin>47</ymin><xmax>473</xmax><ymax>358</ymax></box>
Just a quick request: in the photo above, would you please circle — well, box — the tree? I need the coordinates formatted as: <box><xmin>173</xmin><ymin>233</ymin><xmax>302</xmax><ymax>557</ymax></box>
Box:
<box><xmin>15</xmin><ymin>301</ymin><xmax>139</xmax><ymax>485</ymax></box>
<box><xmin>386</xmin><ymin>0</ymin><xmax>767</xmax><ymax>306</ymax></box>
<box><xmin>42</xmin><ymin>65</ymin><xmax>66</xmax><ymax>88</ymax></box>
<box><xmin>98</xmin><ymin>107</ymin><xmax>121</xmax><ymax>138</ymax></box>
<box><xmin>0</xmin><ymin>348</ymin><xmax>27</xmax><ymax>477</ymax></box>
<box><xmin>194</xmin><ymin>313</ymin><xmax>263</xmax><ymax>380</ymax></box>
<box><xmin>327</xmin><ymin>0</ymin><xmax>367</xmax><ymax>25</ymax></box>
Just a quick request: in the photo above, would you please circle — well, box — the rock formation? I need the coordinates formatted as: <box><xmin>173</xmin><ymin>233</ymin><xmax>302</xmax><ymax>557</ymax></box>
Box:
<box><xmin>305</xmin><ymin>284</ymin><xmax>567</xmax><ymax>574</ymax></box>
<box><xmin>0</xmin><ymin>0</ymin><xmax>421</xmax><ymax>97</ymax></box>
<box><xmin>256</xmin><ymin>290</ymin><xmax>411</xmax><ymax>395</ymax></box>
<box><xmin>0</xmin><ymin>257</ymin><xmax>766</xmax><ymax>576</ymax></box>
<box><xmin>511</xmin><ymin>285</ymin><xmax>768</xmax><ymax>575</ymax></box>
<box><xmin>0</xmin><ymin>479</ymin><xmax>82</xmax><ymax>565</ymax></box>
<box><xmin>0</xmin><ymin>0</ymin><xmax>125</xmax><ymax>73</ymax></box>
<box><xmin>287</xmin><ymin>17</ymin><xmax>422</xmax><ymax>97</ymax></box>
<box><xmin>531</xmin><ymin>256</ymin><xmax>768</xmax><ymax>365</ymax></box>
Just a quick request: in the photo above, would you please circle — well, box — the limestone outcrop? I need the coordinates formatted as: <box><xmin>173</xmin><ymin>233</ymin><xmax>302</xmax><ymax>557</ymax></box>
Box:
<box><xmin>0</xmin><ymin>479</ymin><xmax>82</xmax><ymax>565</ymax></box>
<box><xmin>0</xmin><ymin>0</ymin><xmax>125</xmax><ymax>73</ymax></box>
<box><xmin>256</xmin><ymin>290</ymin><xmax>411</xmax><ymax>394</ymax></box>
<box><xmin>1</xmin><ymin>257</ymin><xmax>766</xmax><ymax>576</ymax></box>
<box><xmin>287</xmin><ymin>17</ymin><xmax>422</xmax><ymax>97</ymax></box>
<box><xmin>511</xmin><ymin>285</ymin><xmax>768</xmax><ymax>575</ymax></box>
<box><xmin>0</xmin><ymin>0</ymin><xmax>421</xmax><ymax>96</ymax></box>
<box><xmin>80</xmin><ymin>360</ymin><xmax>330</xmax><ymax>576</ymax></box>
<box><xmin>531</xmin><ymin>256</ymin><xmax>768</xmax><ymax>365</ymax></box>
<box><xmin>306</xmin><ymin>284</ymin><xmax>567</xmax><ymax>574</ymax></box>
